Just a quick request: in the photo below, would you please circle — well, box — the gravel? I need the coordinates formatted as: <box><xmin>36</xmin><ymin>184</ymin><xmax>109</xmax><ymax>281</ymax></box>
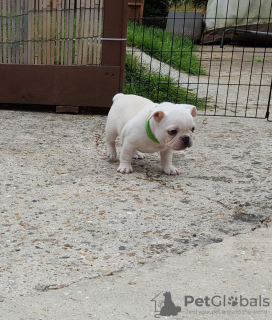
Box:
<box><xmin>0</xmin><ymin>109</ymin><xmax>271</xmax><ymax>300</ymax></box>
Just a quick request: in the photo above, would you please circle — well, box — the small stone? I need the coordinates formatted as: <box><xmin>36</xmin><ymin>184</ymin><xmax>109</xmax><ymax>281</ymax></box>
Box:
<box><xmin>64</xmin><ymin>244</ymin><xmax>73</xmax><ymax>248</ymax></box>
<box><xmin>35</xmin><ymin>284</ymin><xmax>49</xmax><ymax>292</ymax></box>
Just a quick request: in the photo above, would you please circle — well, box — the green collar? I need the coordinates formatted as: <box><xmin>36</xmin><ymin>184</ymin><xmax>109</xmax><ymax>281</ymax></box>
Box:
<box><xmin>145</xmin><ymin>120</ymin><xmax>160</xmax><ymax>144</ymax></box>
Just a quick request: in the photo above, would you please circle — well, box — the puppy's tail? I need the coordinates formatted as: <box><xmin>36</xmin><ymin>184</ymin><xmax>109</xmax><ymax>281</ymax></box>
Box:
<box><xmin>113</xmin><ymin>93</ymin><xmax>124</xmax><ymax>103</ymax></box>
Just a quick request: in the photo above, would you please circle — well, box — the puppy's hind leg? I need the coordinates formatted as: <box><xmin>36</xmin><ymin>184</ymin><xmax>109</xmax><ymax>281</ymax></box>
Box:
<box><xmin>133</xmin><ymin>150</ymin><xmax>145</xmax><ymax>159</ymax></box>
<box><xmin>105</xmin><ymin>126</ymin><xmax>118</xmax><ymax>161</ymax></box>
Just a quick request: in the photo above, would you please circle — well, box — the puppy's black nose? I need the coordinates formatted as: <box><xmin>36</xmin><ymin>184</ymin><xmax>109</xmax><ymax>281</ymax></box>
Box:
<box><xmin>181</xmin><ymin>136</ymin><xmax>189</xmax><ymax>146</ymax></box>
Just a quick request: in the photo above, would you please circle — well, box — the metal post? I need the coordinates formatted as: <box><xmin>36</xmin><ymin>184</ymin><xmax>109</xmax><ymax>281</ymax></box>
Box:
<box><xmin>265</xmin><ymin>78</ymin><xmax>272</xmax><ymax>120</ymax></box>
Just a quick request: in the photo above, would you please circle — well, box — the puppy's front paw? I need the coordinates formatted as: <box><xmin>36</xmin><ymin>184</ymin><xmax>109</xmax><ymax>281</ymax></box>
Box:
<box><xmin>163</xmin><ymin>165</ymin><xmax>180</xmax><ymax>175</ymax></box>
<box><xmin>117</xmin><ymin>163</ymin><xmax>133</xmax><ymax>174</ymax></box>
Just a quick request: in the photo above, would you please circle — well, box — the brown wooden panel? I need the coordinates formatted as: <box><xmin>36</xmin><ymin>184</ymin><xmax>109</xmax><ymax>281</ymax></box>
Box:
<box><xmin>0</xmin><ymin>64</ymin><xmax>120</xmax><ymax>107</ymax></box>
<box><xmin>56</xmin><ymin>106</ymin><xmax>79</xmax><ymax>113</ymax></box>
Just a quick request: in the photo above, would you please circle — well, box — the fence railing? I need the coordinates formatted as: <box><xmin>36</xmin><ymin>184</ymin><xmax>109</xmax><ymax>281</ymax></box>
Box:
<box><xmin>125</xmin><ymin>0</ymin><xmax>272</xmax><ymax>120</ymax></box>
<box><xmin>0</xmin><ymin>0</ymin><xmax>104</xmax><ymax>66</ymax></box>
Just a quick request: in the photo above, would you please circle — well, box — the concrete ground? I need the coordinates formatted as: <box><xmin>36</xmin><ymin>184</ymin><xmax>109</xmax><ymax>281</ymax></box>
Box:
<box><xmin>0</xmin><ymin>109</ymin><xmax>272</xmax><ymax>319</ymax></box>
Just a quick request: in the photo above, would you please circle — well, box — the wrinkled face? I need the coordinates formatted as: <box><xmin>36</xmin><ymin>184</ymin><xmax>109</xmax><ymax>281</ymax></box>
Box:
<box><xmin>150</xmin><ymin>103</ymin><xmax>196</xmax><ymax>151</ymax></box>
<box><xmin>163</xmin><ymin>120</ymin><xmax>195</xmax><ymax>150</ymax></box>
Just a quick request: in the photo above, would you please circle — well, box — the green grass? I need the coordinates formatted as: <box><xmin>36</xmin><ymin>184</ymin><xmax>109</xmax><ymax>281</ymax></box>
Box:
<box><xmin>124</xmin><ymin>53</ymin><xmax>206</xmax><ymax>108</ymax></box>
<box><xmin>127</xmin><ymin>21</ymin><xmax>205</xmax><ymax>76</ymax></box>
<box><xmin>250</xmin><ymin>57</ymin><xmax>263</xmax><ymax>62</ymax></box>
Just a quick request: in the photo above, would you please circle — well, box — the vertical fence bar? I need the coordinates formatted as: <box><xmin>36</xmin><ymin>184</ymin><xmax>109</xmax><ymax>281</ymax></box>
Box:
<box><xmin>224</xmin><ymin>0</ymin><xmax>241</xmax><ymax>116</ymax></box>
<box><xmin>96</xmin><ymin>0</ymin><xmax>103</xmax><ymax>65</ymax></box>
<box><xmin>0</xmin><ymin>0</ymin><xmax>2</xmax><ymax>63</ymax></box>
<box><xmin>51</xmin><ymin>0</ymin><xmax>57</xmax><ymax>65</ymax></box>
<box><xmin>74</xmin><ymin>0</ymin><xmax>81</xmax><ymax>65</ymax></box>
<box><xmin>63</xmin><ymin>0</ymin><xmax>69</xmax><ymax>65</ymax></box>
<box><xmin>255</xmin><ymin>2</ymin><xmax>272</xmax><ymax>118</ymax></box>
<box><xmin>27</xmin><ymin>0</ymin><xmax>31</xmax><ymax>64</ymax></box>
<box><xmin>46</xmin><ymin>0</ymin><xmax>51</xmax><ymax>64</ymax></box>
<box><xmin>42</xmin><ymin>0</ymin><xmax>47</xmax><ymax>64</ymax></box>
<box><xmin>56</xmin><ymin>0</ymin><xmax>62</xmax><ymax>65</ymax></box>
<box><xmin>60</xmin><ymin>0</ymin><xmax>65</xmax><ymax>65</ymax></box>
<box><xmin>2</xmin><ymin>1</ymin><xmax>6</xmax><ymax>63</ymax></box>
<box><xmin>11</xmin><ymin>0</ymin><xmax>16</xmax><ymax>63</ymax></box>
<box><xmin>34</xmin><ymin>0</ymin><xmax>37</xmax><ymax>64</ymax></box>
<box><xmin>244</xmin><ymin>0</ymin><xmax>257</xmax><ymax>118</ymax></box>
<box><xmin>265</xmin><ymin>79</ymin><xmax>272</xmax><ymax>120</ymax></box>
<box><xmin>78</xmin><ymin>0</ymin><xmax>86</xmax><ymax>65</ymax></box>
<box><xmin>82</xmin><ymin>0</ymin><xmax>91</xmax><ymax>65</ymax></box>
<box><xmin>16</xmin><ymin>0</ymin><xmax>21</xmax><ymax>64</ymax></box>
<box><xmin>68</xmin><ymin>0</ymin><xmax>75</xmax><ymax>65</ymax></box>
<box><xmin>33</xmin><ymin>0</ymin><xmax>38</xmax><ymax>64</ymax></box>
<box><xmin>6</xmin><ymin>1</ymin><xmax>11</xmax><ymax>63</ymax></box>
<box><xmin>28</xmin><ymin>0</ymin><xmax>35</xmax><ymax>64</ymax></box>
<box><xmin>19</xmin><ymin>0</ymin><xmax>24</xmax><ymax>64</ymax></box>
<box><xmin>88</xmin><ymin>0</ymin><xmax>95</xmax><ymax>64</ymax></box>
<box><xmin>37</xmin><ymin>0</ymin><xmax>43</xmax><ymax>64</ymax></box>
<box><xmin>23</xmin><ymin>0</ymin><xmax>28</xmax><ymax>64</ymax></box>
<box><xmin>92</xmin><ymin>0</ymin><xmax>99</xmax><ymax>65</ymax></box>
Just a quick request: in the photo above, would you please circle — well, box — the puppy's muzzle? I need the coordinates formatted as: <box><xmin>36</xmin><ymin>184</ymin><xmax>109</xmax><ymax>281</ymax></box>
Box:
<box><xmin>180</xmin><ymin>136</ymin><xmax>191</xmax><ymax>148</ymax></box>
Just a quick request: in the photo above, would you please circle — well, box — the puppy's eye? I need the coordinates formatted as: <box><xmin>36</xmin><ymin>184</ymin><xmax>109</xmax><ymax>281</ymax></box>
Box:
<box><xmin>168</xmin><ymin>130</ymin><xmax>177</xmax><ymax>136</ymax></box>
<box><xmin>192</xmin><ymin>127</ymin><xmax>195</xmax><ymax>132</ymax></box>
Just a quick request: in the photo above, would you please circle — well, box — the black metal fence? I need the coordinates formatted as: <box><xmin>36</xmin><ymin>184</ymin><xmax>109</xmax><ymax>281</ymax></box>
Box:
<box><xmin>125</xmin><ymin>0</ymin><xmax>272</xmax><ymax>120</ymax></box>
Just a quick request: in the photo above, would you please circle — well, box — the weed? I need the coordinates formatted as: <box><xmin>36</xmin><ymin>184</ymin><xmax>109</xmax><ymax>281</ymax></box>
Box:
<box><xmin>127</xmin><ymin>21</ymin><xmax>205</xmax><ymax>76</ymax></box>
<box><xmin>124</xmin><ymin>53</ymin><xmax>206</xmax><ymax>108</ymax></box>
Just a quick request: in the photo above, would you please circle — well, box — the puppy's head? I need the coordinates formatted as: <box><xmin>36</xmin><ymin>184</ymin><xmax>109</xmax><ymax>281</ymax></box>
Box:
<box><xmin>149</xmin><ymin>103</ymin><xmax>196</xmax><ymax>151</ymax></box>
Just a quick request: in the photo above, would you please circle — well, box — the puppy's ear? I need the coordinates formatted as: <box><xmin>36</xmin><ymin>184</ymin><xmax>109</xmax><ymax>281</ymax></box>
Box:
<box><xmin>184</xmin><ymin>105</ymin><xmax>197</xmax><ymax>117</ymax></box>
<box><xmin>149</xmin><ymin>111</ymin><xmax>165</xmax><ymax>122</ymax></box>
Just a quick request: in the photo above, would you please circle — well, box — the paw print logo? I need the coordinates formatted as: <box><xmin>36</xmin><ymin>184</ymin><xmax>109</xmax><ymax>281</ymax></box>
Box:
<box><xmin>228</xmin><ymin>296</ymin><xmax>238</xmax><ymax>307</ymax></box>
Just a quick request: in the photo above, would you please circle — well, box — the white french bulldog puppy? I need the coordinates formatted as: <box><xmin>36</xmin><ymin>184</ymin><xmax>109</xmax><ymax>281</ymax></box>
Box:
<box><xmin>105</xmin><ymin>93</ymin><xmax>197</xmax><ymax>175</ymax></box>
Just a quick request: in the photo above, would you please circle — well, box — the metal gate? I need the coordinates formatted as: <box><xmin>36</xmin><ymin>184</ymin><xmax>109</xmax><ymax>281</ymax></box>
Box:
<box><xmin>0</xmin><ymin>0</ymin><xmax>127</xmax><ymax>108</ymax></box>
<box><xmin>125</xmin><ymin>0</ymin><xmax>272</xmax><ymax>120</ymax></box>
